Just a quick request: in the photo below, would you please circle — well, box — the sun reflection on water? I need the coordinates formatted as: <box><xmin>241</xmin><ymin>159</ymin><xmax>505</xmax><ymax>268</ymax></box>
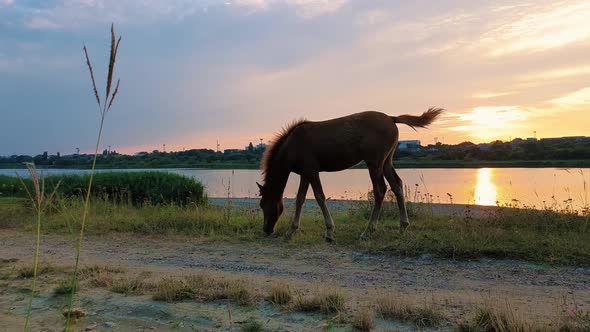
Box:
<box><xmin>474</xmin><ymin>168</ymin><xmax>497</xmax><ymax>206</ymax></box>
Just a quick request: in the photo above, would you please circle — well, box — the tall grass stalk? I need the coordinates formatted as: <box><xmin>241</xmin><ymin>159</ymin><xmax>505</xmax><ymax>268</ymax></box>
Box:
<box><xmin>65</xmin><ymin>23</ymin><xmax>121</xmax><ymax>330</ymax></box>
<box><xmin>18</xmin><ymin>163</ymin><xmax>60</xmax><ymax>331</ymax></box>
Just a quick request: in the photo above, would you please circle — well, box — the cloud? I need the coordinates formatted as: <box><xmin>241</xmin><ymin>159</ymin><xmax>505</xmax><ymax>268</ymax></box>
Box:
<box><xmin>284</xmin><ymin>0</ymin><xmax>347</xmax><ymax>18</ymax></box>
<box><xmin>480</xmin><ymin>1</ymin><xmax>590</xmax><ymax>56</ymax></box>
<box><xmin>473</xmin><ymin>92</ymin><xmax>516</xmax><ymax>99</ymax></box>
<box><xmin>1</xmin><ymin>0</ymin><xmax>14</xmax><ymax>7</ymax></box>
<box><xmin>24</xmin><ymin>1</ymin><xmax>205</xmax><ymax>29</ymax></box>
<box><xmin>549</xmin><ymin>86</ymin><xmax>590</xmax><ymax>108</ymax></box>
<box><xmin>519</xmin><ymin>65</ymin><xmax>590</xmax><ymax>81</ymax></box>
<box><xmin>233</xmin><ymin>0</ymin><xmax>347</xmax><ymax>18</ymax></box>
<box><xmin>26</xmin><ymin>17</ymin><xmax>63</xmax><ymax>30</ymax></box>
<box><xmin>354</xmin><ymin>1</ymin><xmax>590</xmax><ymax>60</ymax></box>
<box><xmin>22</xmin><ymin>0</ymin><xmax>348</xmax><ymax>30</ymax></box>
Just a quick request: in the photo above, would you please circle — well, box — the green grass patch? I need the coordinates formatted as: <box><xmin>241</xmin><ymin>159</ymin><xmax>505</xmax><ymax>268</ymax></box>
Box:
<box><xmin>1</xmin><ymin>196</ymin><xmax>589</xmax><ymax>265</ymax></box>
<box><xmin>240</xmin><ymin>318</ymin><xmax>264</xmax><ymax>332</ymax></box>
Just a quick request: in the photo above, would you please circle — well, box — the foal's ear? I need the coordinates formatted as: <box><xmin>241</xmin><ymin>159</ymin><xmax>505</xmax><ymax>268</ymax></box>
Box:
<box><xmin>256</xmin><ymin>182</ymin><xmax>265</xmax><ymax>196</ymax></box>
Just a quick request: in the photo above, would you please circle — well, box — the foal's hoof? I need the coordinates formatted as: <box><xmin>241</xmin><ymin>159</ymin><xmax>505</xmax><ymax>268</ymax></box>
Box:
<box><xmin>285</xmin><ymin>228</ymin><xmax>297</xmax><ymax>241</ymax></box>
<box><xmin>360</xmin><ymin>227</ymin><xmax>375</xmax><ymax>241</ymax></box>
<box><xmin>400</xmin><ymin>221</ymin><xmax>410</xmax><ymax>234</ymax></box>
<box><xmin>359</xmin><ymin>232</ymin><xmax>370</xmax><ymax>241</ymax></box>
<box><xmin>325</xmin><ymin>230</ymin><xmax>334</xmax><ymax>243</ymax></box>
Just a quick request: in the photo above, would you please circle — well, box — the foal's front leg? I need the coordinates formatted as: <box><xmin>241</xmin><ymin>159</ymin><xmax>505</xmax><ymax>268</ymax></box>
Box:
<box><xmin>285</xmin><ymin>176</ymin><xmax>309</xmax><ymax>240</ymax></box>
<box><xmin>309</xmin><ymin>174</ymin><xmax>335</xmax><ymax>242</ymax></box>
<box><xmin>360</xmin><ymin>167</ymin><xmax>387</xmax><ymax>240</ymax></box>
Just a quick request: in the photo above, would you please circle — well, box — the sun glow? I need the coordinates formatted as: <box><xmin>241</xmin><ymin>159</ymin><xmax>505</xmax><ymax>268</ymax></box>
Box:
<box><xmin>474</xmin><ymin>168</ymin><xmax>497</xmax><ymax>206</ymax></box>
<box><xmin>450</xmin><ymin>106</ymin><xmax>529</xmax><ymax>139</ymax></box>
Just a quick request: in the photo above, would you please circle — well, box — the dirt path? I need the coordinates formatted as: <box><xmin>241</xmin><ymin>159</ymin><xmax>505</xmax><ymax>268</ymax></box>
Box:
<box><xmin>1</xmin><ymin>230</ymin><xmax>589</xmax><ymax>331</ymax></box>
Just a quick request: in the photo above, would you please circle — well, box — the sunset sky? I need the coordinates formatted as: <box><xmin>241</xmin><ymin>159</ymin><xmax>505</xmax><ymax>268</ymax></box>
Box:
<box><xmin>1</xmin><ymin>0</ymin><xmax>589</xmax><ymax>155</ymax></box>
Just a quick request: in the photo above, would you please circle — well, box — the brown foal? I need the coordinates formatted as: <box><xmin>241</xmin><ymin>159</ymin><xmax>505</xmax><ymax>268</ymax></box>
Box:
<box><xmin>257</xmin><ymin>107</ymin><xmax>443</xmax><ymax>241</ymax></box>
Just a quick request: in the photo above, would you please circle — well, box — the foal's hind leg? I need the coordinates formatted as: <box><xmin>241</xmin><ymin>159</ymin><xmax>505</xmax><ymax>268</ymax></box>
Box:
<box><xmin>360</xmin><ymin>166</ymin><xmax>387</xmax><ymax>240</ymax></box>
<box><xmin>384</xmin><ymin>163</ymin><xmax>410</xmax><ymax>231</ymax></box>
<box><xmin>309</xmin><ymin>174</ymin><xmax>335</xmax><ymax>242</ymax></box>
<box><xmin>286</xmin><ymin>176</ymin><xmax>309</xmax><ymax>240</ymax></box>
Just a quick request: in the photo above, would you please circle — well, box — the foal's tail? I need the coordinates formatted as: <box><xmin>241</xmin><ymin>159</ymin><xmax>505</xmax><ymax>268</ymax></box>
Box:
<box><xmin>392</xmin><ymin>107</ymin><xmax>444</xmax><ymax>130</ymax></box>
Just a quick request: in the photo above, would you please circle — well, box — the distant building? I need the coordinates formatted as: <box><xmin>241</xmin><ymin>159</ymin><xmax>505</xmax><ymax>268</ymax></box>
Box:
<box><xmin>398</xmin><ymin>140</ymin><xmax>421</xmax><ymax>150</ymax></box>
<box><xmin>244</xmin><ymin>143</ymin><xmax>267</xmax><ymax>151</ymax></box>
<box><xmin>224</xmin><ymin>149</ymin><xmax>241</xmax><ymax>154</ymax></box>
<box><xmin>526</xmin><ymin>137</ymin><xmax>537</xmax><ymax>142</ymax></box>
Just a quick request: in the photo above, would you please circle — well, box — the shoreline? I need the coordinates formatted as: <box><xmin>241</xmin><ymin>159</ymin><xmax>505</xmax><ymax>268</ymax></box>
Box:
<box><xmin>2</xmin><ymin>159</ymin><xmax>590</xmax><ymax>170</ymax></box>
<box><xmin>208</xmin><ymin>197</ymin><xmax>548</xmax><ymax>218</ymax></box>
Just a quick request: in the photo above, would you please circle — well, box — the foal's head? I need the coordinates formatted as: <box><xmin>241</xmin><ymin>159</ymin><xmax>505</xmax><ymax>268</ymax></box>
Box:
<box><xmin>257</xmin><ymin>182</ymin><xmax>284</xmax><ymax>235</ymax></box>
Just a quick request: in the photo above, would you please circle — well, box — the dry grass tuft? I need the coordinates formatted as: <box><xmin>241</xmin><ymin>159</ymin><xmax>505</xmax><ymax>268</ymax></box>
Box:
<box><xmin>79</xmin><ymin>264</ymin><xmax>125</xmax><ymax>277</ymax></box>
<box><xmin>109</xmin><ymin>274</ymin><xmax>151</xmax><ymax>295</ymax></box>
<box><xmin>292</xmin><ymin>287</ymin><xmax>346</xmax><ymax>314</ymax></box>
<box><xmin>267</xmin><ymin>281</ymin><xmax>292</xmax><ymax>305</ymax></box>
<box><xmin>18</xmin><ymin>263</ymin><xmax>55</xmax><ymax>278</ymax></box>
<box><xmin>54</xmin><ymin>279</ymin><xmax>78</xmax><ymax>295</ymax></box>
<box><xmin>376</xmin><ymin>293</ymin><xmax>446</xmax><ymax>327</ymax></box>
<box><xmin>152</xmin><ymin>274</ymin><xmax>259</xmax><ymax>306</ymax></box>
<box><xmin>318</xmin><ymin>289</ymin><xmax>346</xmax><ymax>314</ymax></box>
<box><xmin>292</xmin><ymin>294</ymin><xmax>321</xmax><ymax>312</ymax></box>
<box><xmin>554</xmin><ymin>298</ymin><xmax>590</xmax><ymax>332</ymax></box>
<box><xmin>62</xmin><ymin>307</ymin><xmax>86</xmax><ymax>319</ymax></box>
<box><xmin>152</xmin><ymin>277</ymin><xmax>196</xmax><ymax>302</ymax></box>
<box><xmin>202</xmin><ymin>277</ymin><xmax>259</xmax><ymax>306</ymax></box>
<box><xmin>0</xmin><ymin>258</ymin><xmax>18</xmax><ymax>266</ymax></box>
<box><xmin>461</xmin><ymin>301</ymin><xmax>532</xmax><ymax>332</ymax></box>
<box><xmin>352</xmin><ymin>307</ymin><xmax>375</xmax><ymax>331</ymax></box>
<box><xmin>558</xmin><ymin>310</ymin><xmax>590</xmax><ymax>332</ymax></box>
<box><xmin>79</xmin><ymin>264</ymin><xmax>124</xmax><ymax>288</ymax></box>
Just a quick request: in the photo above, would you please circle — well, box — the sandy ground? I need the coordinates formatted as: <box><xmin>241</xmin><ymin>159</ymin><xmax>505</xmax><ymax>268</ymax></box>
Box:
<box><xmin>1</xmin><ymin>229</ymin><xmax>589</xmax><ymax>331</ymax></box>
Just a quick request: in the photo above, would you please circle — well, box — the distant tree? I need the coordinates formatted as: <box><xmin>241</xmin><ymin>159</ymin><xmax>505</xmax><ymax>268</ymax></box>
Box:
<box><xmin>247</xmin><ymin>142</ymin><xmax>254</xmax><ymax>152</ymax></box>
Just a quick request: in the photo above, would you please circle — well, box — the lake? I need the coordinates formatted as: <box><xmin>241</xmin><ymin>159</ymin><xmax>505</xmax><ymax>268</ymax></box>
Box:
<box><xmin>2</xmin><ymin>168</ymin><xmax>588</xmax><ymax>211</ymax></box>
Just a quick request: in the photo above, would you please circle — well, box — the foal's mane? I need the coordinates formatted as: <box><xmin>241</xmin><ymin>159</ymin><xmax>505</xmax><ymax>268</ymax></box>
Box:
<box><xmin>261</xmin><ymin>118</ymin><xmax>308</xmax><ymax>181</ymax></box>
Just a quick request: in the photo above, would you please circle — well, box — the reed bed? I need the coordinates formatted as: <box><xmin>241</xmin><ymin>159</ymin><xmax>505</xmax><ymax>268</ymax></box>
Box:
<box><xmin>2</xmin><ymin>171</ymin><xmax>206</xmax><ymax>206</ymax></box>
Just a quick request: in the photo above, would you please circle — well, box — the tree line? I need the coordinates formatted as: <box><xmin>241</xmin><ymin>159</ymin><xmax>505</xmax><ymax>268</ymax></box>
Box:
<box><xmin>1</xmin><ymin>137</ymin><xmax>589</xmax><ymax>169</ymax></box>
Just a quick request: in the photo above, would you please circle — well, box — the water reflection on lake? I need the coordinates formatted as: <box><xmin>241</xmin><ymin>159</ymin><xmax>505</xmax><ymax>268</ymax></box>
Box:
<box><xmin>474</xmin><ymin>168</ymin><xmax>497</xmax><ymax>206</ymax></box>
<box><xmin>2</xmin><ymin>167</ymin><xmax>588</xmax><ymax>210</ymax></box>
